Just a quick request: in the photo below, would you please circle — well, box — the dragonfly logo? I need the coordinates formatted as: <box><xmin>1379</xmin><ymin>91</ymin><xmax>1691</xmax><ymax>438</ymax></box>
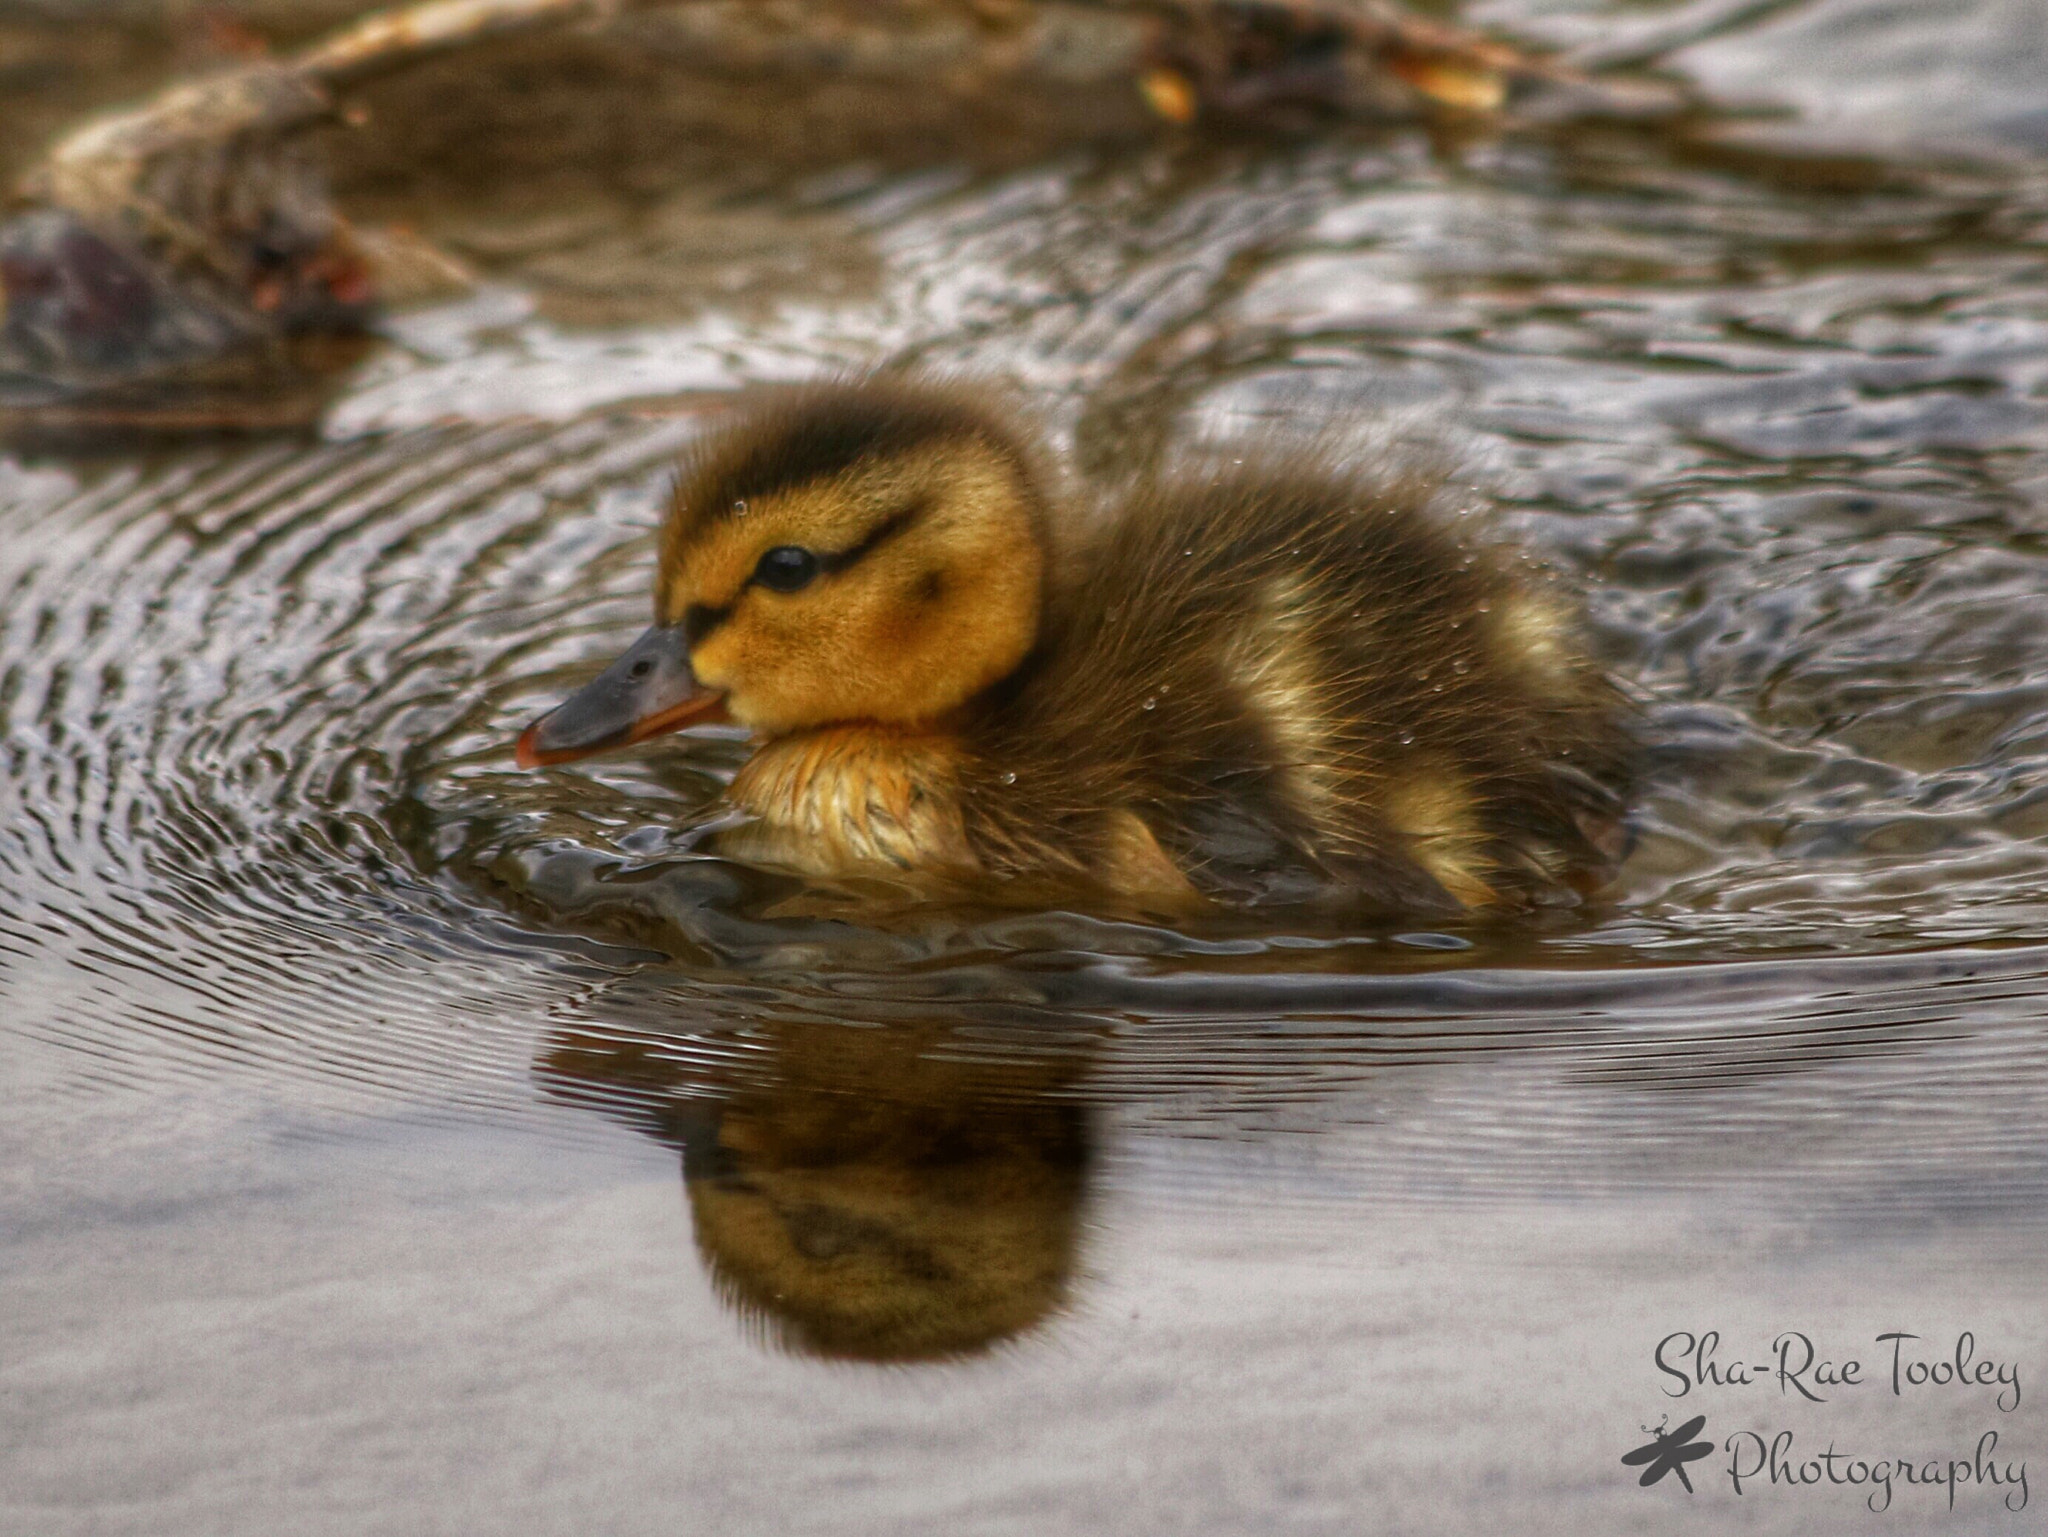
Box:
<box><xmin>1623</xmin><ymin>1414</ymin><xmax>1714</xmax><ymax>1492</ymax></box>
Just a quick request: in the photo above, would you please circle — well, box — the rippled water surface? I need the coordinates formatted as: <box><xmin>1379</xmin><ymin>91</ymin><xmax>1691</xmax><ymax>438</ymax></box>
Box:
<box><xmin>6</xmin><ymin>3</ymin><xmax>2048</xmax><ymax>1532</ymax></box>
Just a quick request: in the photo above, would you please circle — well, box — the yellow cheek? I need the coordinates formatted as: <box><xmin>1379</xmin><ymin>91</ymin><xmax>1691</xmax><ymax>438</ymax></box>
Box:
<box><xmin>693</xmin><ymin>627</ymin><xmax>792</xmax><ymax>727</ymax></box>
<box><xmin>688</xmin><ymin>630</ymin><xmax>738</xmax><ymax>691</ymax></box>
<box><xmin>693</xmin><ymin>604</ymin><xmax>858</xmax><ymax>731</ymax></box>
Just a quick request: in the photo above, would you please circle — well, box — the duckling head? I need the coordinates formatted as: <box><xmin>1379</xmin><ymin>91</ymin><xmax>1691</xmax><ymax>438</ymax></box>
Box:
<box><xmin>518</xmin><ymin>381</ymin><xmax>1048</xmax><ymax>765</ymax></box>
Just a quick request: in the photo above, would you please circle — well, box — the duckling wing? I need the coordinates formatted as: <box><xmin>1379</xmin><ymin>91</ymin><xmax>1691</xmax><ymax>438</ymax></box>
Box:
<box><xmin>1161</xmin><ymin>781</ymin><xmax>1465</xmax><ymax>913</ymax></box>
<box><xmin>962</xmin><ymin>453</ymin><xmax>1633</xmax><ymax>913</ymax></box>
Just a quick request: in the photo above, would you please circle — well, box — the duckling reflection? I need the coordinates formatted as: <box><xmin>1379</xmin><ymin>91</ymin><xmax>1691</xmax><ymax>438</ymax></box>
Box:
<box><xmin>529</xmin><ymin>955</ymin><xmax>1997</xmax><ymax>1361</ymax></box>
<box><xmin>538</xmin><ymin>1004</ymin><xmax>1099</xmax><ymax>1362</ymax></box>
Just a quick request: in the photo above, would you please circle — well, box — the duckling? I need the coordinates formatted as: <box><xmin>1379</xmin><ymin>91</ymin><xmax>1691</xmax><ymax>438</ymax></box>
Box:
<box><xmin>516</xmin><ymin>379</ymin><xmax>1633</xmax><ymax>915</ymax></box>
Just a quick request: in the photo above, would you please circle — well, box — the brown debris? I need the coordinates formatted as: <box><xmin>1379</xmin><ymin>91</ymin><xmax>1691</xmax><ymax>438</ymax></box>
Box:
<box><xmin>1</xmin><ymin>0</ymin><xmax>1690</xmax><ymax>434</ymax></box>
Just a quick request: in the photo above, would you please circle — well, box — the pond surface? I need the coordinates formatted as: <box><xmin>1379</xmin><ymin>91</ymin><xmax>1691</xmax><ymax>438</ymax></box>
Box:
<box><xmin>5</xmin><ymin>2</ymin><xmax>2048</xmax><ymax>1531</ymax></box>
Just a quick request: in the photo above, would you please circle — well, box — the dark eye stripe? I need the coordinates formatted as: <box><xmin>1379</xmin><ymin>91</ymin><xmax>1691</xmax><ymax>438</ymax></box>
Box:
<box><xmin>816</xmin><ymin>499</ymin><xmax>925</xmax><ymax>576</ymax></box>
<box><xmin>683</xmin><ymin>499</ymin><xmax>928</xmax><ymax>635</ymax></box>
<box><xmin>683</xmin><ymin>602</ymin><xmax>729</xmax><ymax>646</ymax></box>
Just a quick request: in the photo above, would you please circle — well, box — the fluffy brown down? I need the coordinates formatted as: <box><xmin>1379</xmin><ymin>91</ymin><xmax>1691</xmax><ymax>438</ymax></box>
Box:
<box><xmin>953</xmin><ymin>457</ymin><xmax>1633</xmax><ymax>912</ymax></box>
<box><xmin>643</xmin><ymin>379</ymin><xmax>1634</xmax><ymax>915</ymax></box>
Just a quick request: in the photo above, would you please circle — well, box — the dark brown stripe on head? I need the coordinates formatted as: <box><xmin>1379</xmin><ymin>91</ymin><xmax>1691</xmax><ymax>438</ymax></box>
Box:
<box><xmin>684</xmin><ymin>383</ymin><xmax>1018</xmax><ymax>522</ymax></box>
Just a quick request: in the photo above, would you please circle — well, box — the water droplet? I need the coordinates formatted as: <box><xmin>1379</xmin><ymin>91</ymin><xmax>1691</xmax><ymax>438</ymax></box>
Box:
<box><xmin>1397</xmin><ymin>731</ymin><xmax>1415</xmax><ymax>745</ymax></box>
<box><xmin>1476</xmin><ymin>598</ymin><xmax>1492</xmax><ymax>613</ymax></box>
<box><xmin>733</xmin><ymin>499</ymin><xmax>748</xmax><ymax>515</ymax></box>
<box><xmin>999</xmin><ymin>770</ymin><xmax>1017</xmax><ymax>786</ymax></box>
<box><xmin>1142</xmin><ymin>697</ymin><xmax>1158</xmax><ymax>711</ymax></box>
<box><xmin>1452</xmin><ymin>659</ymin><xmax>1470</xmax><ymax>674</ymax></box>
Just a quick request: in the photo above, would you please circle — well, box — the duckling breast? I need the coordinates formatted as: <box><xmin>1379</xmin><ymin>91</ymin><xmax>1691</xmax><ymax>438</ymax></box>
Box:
<box><xmin>725</xmin><ymin>726</ymin><xmax>976</xmax><ymax>878</ymax></box>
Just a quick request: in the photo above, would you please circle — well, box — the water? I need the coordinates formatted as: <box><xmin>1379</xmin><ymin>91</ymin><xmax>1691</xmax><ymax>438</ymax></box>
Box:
<box><xmin>5</xmin><ymin>2</ymin><xmax>2048</xmax><ymax>1531</ymax></box>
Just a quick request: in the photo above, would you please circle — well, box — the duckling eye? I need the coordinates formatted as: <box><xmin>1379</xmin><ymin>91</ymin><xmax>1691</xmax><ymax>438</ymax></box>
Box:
<box><xmin>753</xmin><ymin>545</ymin><xmax>819</xmax><ymax>593</ymax></box>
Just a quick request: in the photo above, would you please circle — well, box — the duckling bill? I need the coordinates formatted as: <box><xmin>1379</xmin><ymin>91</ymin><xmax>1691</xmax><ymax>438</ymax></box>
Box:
<box><xmin>517</xmin><ymin>379</ymin><xmax>1633</xmax><ymax>915</ymax></box>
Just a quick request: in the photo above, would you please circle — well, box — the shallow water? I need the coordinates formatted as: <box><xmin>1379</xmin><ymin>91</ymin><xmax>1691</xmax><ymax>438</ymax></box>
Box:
<box><xmin>6</xmin><ymin>2</ymin><xmax>2048</xmax><ymax>1531</ymax></box>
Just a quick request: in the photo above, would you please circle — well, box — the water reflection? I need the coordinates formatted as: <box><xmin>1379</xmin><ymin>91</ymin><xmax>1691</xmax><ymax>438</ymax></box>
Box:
<box><xmin>521</xmin><ymin>936</ymin><xmax>2048</xmax><ymax>1362</ymax></box>
<box><xmin>539</xmin><ymin>1001</ymin><xmax>1100</xmax><ymax>1361</ymax></box>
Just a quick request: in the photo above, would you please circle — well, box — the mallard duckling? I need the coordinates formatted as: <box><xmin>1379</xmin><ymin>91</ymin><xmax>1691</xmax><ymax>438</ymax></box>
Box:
<box><xmin>516</xmin><ymin>379</ymin><xmax>1632</xmax><ymax>915</ymax></box>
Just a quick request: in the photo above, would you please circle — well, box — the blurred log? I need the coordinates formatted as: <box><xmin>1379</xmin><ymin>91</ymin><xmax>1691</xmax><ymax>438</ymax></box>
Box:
<box><xmin>1</xmin><ymin>0</ymin><xmax>1693</xmax><ymax>434</ymax></box>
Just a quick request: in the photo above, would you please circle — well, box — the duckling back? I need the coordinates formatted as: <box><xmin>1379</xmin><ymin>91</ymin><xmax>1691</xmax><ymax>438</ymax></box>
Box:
<box><xmin>956</xmin><ymin>456</ymin><xmax>1633</xmax><ymax>913</ymax></box>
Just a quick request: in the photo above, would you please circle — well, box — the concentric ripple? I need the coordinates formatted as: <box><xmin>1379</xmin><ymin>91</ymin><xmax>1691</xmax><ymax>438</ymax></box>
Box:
<box><xmin>0</xmin><ymin>418</ymin><xmax>700</xmax><ymax>1125</ymax></box>
<box><xmin>5</xmin><ymin>85</ymin><xmax>2048</xmax><ymax>1229</ymax></box>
